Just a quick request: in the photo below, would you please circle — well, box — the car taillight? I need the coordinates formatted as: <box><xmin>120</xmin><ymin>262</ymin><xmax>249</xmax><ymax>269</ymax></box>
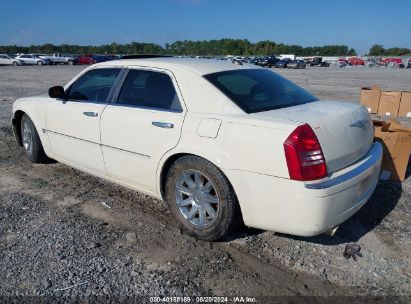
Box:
<box><xmin>283</xmin><ymin>124</ymin><xmax>327</xmax><ymax>181</ymax></box>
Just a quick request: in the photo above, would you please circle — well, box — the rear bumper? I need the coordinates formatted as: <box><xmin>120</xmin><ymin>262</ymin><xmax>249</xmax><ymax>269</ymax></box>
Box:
<box><xmin>225</xmin><ymin>142</ymin><xmax>383</xmax><ymax>236</ymax></box>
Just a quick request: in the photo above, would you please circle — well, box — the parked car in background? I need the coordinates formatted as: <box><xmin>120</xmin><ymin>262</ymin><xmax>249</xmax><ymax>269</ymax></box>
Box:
<box><xmin>75</xmin><ymin>55</ymin><xmax>113</xmax><ymax>65</ymax></box>
<box><xmin>256</xmin><ymin>56</ymin><xmax>278</xmax><ymax>68</ymax></box>
<box><xmin>364</xmin><ymin>58</ymin><xmax>377</xmax><ymax>67</ymax></box>
<box><xmin>407</xmin><ymin>59</ymin><xmax>411</xmax><ymax>69</ymax></box>
<box><xmin>247</xmin><ymin>57</ymin><xmax>262</xmax><ymax>65</ymax></box>
<box><xmin>338</xmin><ymin>58</ymin><xmax>349</xmax><ymax>67</ymax></box>
<box><xmin>0</xmin><ymin>54</ymin><xmax>23</xmax><ymax>66</ymax></box>
<box><xmin>92</xmin><ymin>55</ymin><xmax>114</xmax><ymax>64</ymax></box>
<box><xmin>15</xmin><ymin>54</ymin><xmax>49</xmax><ymax>65</ymax></box>
<box><xmin>11</xmin><ymin>58</ymin><xmax>382</xmax><ymax>241</ymax></box>
<box><xmin>306</xmin><ymin>57</ymin><xmax>329</xmax><ymax>67</ymax></box>
<box><xmin>76</xmin><ymin>54</ymin><xmax>95</xmax><ymax>65</ymax></box>
<box><xmin>40</xmin><ymin>53</ymin><xmax>76</xmax><ymax>65</ymax></box>
<box><xmin>348</xmin><ymin>57</ymin><xmax>365</xmax><ymax>66</ymax></box>
<box><xmin>32</xmin><ymin>54</ymin><xmax>52</xmax><ymax>65</ymax></box>
<box><xmin>379</xmin><ymin>57</ymin><xmax>404</xmax><ymax>68</ymax></box>
<box><xmin>275</xmin><ymin>58</ymin><xmax>291</xmax><ymax>68</ymax></box>
<box><xmin>286</xmin><ymin>60</ymin><xmax>306</xmax><ymax>69</ymax></box>
<box><xmin>104</xmin><ymin>54</ymin><xmax>119</xmax><ymax>60</ymax></box>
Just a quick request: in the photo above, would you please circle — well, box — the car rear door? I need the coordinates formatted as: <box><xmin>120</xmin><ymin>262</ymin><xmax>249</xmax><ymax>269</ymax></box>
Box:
<box><xmin>100</xmin><ymin>67</ymin><xmax>186</xmax><ymax>192</ymax></box>
<box><xmin>45</xmin><ymin>67</ymin><xmax>123</xmax><ymax>173</ymax></box>
<box><xmin>26</xmin><ymin>55</ymin><xmax>36</xmax><ymax>64</ymax></box>
<box><xmin>18</xmin><ymin>55</ymin><xmax>28</xmax><ymax>64</ymax></box>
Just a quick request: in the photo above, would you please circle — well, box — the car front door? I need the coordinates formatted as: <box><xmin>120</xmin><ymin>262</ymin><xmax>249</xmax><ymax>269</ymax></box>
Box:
<box><xmin>45</xmin><ymin>67</ymin><xmax>123</xmax><ymax>173</ymax></box>
<box><xmin>100</xmin><ymin>67</ymin><xmax>186</xmax><ymax>192</ymax></box>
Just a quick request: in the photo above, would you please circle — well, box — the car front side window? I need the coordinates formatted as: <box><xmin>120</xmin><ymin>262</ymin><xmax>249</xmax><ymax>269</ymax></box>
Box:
<box><xmin>65</xmin><ymin>68</ymin><xmax>121</xmax><ymax>103</ymax></box>
<box><xmin>116</xmin><ymin>69</ymin><xmax>182</xmax><ymax>112</ymax></box>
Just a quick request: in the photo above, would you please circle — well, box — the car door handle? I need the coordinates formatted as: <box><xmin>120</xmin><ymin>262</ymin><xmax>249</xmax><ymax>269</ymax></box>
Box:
<box><xmin>83</xmin><ymin>111</ymin><xmax>98</xmax><ymax>117</ymax></box>
<box><xmin>152</xmin><ymin>121</ymin><xmax>174</xmax><ymax>129</ymax></box>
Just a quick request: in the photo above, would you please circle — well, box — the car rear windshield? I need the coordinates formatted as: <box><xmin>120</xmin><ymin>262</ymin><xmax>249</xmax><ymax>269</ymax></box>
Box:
<box><xmin>204</xmin><ymin>69</ymin><xmax>317</xmax><ymax>113</ymax></box>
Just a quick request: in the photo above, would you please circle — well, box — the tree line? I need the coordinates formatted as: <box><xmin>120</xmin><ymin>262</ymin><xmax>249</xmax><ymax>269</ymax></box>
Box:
<box><xmin>0</xmin><ymin>39</ymin><xmax>356</xmax><ymax>56</ymax></box>
<box><xmin>368</xmin><ymin>44</ymin><xmax>411</xmax><ymax>56</ymax></box>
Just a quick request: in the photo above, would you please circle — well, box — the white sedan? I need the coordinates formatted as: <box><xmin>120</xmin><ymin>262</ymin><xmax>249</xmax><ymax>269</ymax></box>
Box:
<box><xmin>0</xmin><ymin>54</ymin><xmax>23</xmax><ymax>66</ymax></box>
<box><xmin>11</xmin><ymin>58</ymin><xmax>382</xmax><ymax>240</ymax></box>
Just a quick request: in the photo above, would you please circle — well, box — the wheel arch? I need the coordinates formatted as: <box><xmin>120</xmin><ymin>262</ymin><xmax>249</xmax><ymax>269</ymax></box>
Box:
<box><xmin>159</xmin><ymin>152</ymin><xmax>191</xmax><ymax>200</ymax></box>
<box><xmin>11</xmin><ymin>110</ymin><xmax>26</xmax><ymax>146</ymax></box>
<box><xmin>12</xmin><ymin>104</ymin><xmax>50</xmax><ymax>156</ymax></box>
<box><xmin>158</xmin><ymin>152</ymin><xmax>241</xmax><ymax>214</ymax></box>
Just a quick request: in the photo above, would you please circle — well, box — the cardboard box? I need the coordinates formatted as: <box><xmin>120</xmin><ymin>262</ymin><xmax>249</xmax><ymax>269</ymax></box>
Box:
<box><xmin>377</xmin><ymin>91</ymin><xmax>401</xmax><ymax>116</ymax></box>
<box><xmin>360</xmin><ymin>85</ymin><xmax>381</xmax><ymax>114</ymax></box>
<box><xmin>373</xmin><ymin>119</ymin><xmax>411</xmax><ymax>181</ymax></box>
<box><xmin>399</xmin><ymin>91</ymin><xmax>411</xmax><ymax>117</ymax></box>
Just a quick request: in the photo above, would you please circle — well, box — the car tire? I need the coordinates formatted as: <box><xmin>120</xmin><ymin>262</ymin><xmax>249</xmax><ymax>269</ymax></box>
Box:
<box><xmin>165</xmin><ymin>155</ymin><xmax>241</xmax><ymax>241</ymax></box>
<box><xmin>13</xmin><ymin>61</ymin><xmax>18</xmax><ymax>66</ymax></box>
<box><xmin>20</xmin><ymin>114</ymin><xmax>48</xmax><ymax>163</ymax></box>
<box><xmin>37</xmin><ymin>61</ymin><xmax>43</xmax><ymax>66</ymax></box>
<box><xmin>68</xmin><ymin>60</ymin><xmax>73</xmax><ymax>65</ymax></box>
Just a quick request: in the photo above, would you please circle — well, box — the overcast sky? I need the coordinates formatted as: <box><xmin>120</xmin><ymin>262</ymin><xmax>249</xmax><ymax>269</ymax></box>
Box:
<box><xmin>1</xmin><ymin>0</ymin><xmax>410</xmax><ymax>55</ymax></box>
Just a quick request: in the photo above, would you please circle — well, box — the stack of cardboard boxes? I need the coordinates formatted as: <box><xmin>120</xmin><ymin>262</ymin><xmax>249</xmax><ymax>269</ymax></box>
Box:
<box><xmin>373</xmin><ymin>120</ymin><xmax>411</xmax><ymax>181</ymax></box>
<box><xmin>360</xmin><ymin>86</ymin><xmax>411</xmax><ymax>181</ymax></box>
<box><xmin>360</xmin><ymin>85</ymin><xmax>411</xmax><ymax>117</ymax></box>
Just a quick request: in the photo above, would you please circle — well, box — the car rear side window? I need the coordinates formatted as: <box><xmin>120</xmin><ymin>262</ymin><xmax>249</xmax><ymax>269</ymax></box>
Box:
<box><xmin>116</xmin><ymin>69</ymin><xmax>182</xmax><ymax>112</ymax></box>
<box><xmin>204</xmin><ymin>69</ymin><xmax>317</xmax><ymax>113</ymax></box>
<box><xmin>65</xmin><ymin>68</ymin><xmax>121</xmax><ymax>103</ymax></box>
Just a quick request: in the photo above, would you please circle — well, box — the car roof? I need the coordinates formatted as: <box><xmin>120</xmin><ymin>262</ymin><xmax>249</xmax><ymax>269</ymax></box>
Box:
<box><xmin>95</xmin><ymin>57</ymin><xmax>259</xmax><ymax>76</ymax></box>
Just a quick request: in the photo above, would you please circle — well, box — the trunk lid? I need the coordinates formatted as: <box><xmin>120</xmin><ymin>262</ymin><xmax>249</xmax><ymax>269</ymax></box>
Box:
<box><xmin>250</xmin><ymin>100</ymin><xmax>374</xmax><ymax>173</ymax></box>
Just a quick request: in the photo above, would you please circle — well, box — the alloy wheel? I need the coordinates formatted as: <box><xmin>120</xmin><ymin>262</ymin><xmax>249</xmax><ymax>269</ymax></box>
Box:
<box><xmin>22</xmin><ymin>120</ymin><xmax>33</xmax><ymax>156</ymax></box>
<box><xmin>174</xmin><ymin>169</ymin><xmax>220</xmax><ymax>228</ymax></box>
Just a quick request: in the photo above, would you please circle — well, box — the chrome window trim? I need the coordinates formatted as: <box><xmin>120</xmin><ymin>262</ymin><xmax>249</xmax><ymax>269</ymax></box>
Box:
<box><xmin>107</xmin><ymin>102</ymin><xmax>184</xmax><ymax>114</ymax></box>
<box><xmin>110</xmin><ymin>67</ymin><xmax>185</xmax><ymax>113</ymax></box>
<box><xmin>64</xmin><ymin>67</ymin><xmax>124</xmax><ymax>104</ymax></box>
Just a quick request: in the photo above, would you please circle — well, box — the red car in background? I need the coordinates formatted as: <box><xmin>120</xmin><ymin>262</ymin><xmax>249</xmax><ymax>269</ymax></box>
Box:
<box><xmin>76</xmin><ymin>54</ymin><xmax>114</xmax><ymax>65</ymax></box>
<box><xmin>76</xmin><ymin>54</ymin><xmax>95</xmax><ymax>65</ymax></box>
<box><xmin>338</xmin><ymin>58</ymin><xmax>349</xmax><ymax>67</ymax></box>
<box><xmin>348</xmin><ymin>57</ymin><xmax>365</xmax><ymax>65</ymax></box>
<box><xmin>379</xmin><ymin>57</ymin><xmax>404</xmax><ymax>68</ymax></box>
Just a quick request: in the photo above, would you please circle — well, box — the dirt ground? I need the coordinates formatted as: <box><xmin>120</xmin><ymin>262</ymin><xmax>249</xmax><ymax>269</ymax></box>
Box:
<box><xmin>0</xmin><ymin>65</ymin><xmax>410</xmax><ymax>302</ymax></box>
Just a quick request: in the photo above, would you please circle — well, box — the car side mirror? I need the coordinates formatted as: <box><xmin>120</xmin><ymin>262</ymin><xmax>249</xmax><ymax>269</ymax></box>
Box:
<box><xmin>49</xmin><ymin>86</ymin><xmax>65</xmax><ymax>99</ymax></box>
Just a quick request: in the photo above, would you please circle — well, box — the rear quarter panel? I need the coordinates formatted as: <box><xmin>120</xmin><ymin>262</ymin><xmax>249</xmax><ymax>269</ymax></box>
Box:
<box><xmin>218</xmin><ymin>120</ymin><xmax>294</xmax><ymax>177</ymax></box>
<box><xmin>157</xmin><ymin>112</ymin><xmax>297</xmax><ymax>194</ymax></box>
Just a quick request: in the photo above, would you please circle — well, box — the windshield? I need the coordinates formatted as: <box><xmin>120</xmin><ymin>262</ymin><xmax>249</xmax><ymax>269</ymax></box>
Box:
<box><xmin>204</xmin><ymin>69</ymin><xmax>318</xmax><ymax>113</ymax></box>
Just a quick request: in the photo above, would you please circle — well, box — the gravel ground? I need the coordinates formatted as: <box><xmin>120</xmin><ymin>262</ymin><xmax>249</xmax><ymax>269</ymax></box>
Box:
<box><xmin>0</xmin><ymin>65</ymin><xmax>410</xmax><ymax>302</ymax></box>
